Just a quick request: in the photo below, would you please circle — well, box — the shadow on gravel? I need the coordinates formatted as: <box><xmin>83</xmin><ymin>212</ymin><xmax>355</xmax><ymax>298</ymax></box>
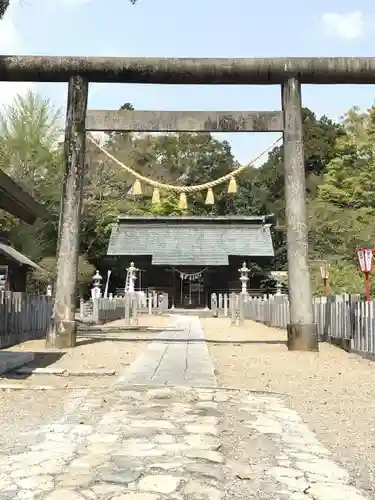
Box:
<box><xmin>1</xmin><ymin>351</ymin><xmax>65</xmax><ymax>380</ymax></box>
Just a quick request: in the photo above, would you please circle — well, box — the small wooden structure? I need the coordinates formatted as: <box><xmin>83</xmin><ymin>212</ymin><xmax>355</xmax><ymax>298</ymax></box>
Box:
<box><xmin>0</xmin><ymin>168</ymin><xmax>50</xmax><ymax>293</ymax></box>
<box><xmin>0</xmin><ymin>169</ymin><xmax>52</xmax><ymax>347</ymax></box>
<box><xmin>0</xmin><ymin>240</ymin><xmax>41</xmax><ymax>292</ymax></box>
<box><xmin>0</xmin><ymin>169</ymin><xmax>50</xmax><ymax>224</ymax></box>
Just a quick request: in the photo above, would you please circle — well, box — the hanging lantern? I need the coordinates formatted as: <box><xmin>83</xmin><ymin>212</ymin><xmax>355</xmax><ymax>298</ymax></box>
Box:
<box><xmin>205</xmin><ymin>187</ymin><xmax>215</xmax><ymax>205</ymax></box>
<box><xmin>357</xmin><ymin>248</ymin><xmax>374</xmax><ymax>301</ymax></box>
<box><xmin>151</xmin><ymin>187</ymin><xmax>160</xmax><ymax>205</ymax></box>
<box><xmin>357</xmin><ymin>248</ymin><xmax>373</xmax><ymax>273</ymax></box>
<box><xmin>178</xmin><ymin>192</ymin><xmax>188</xmax><ymax>210</ymax></box>
<box><xmin>227</xmin><ymin>176</ymin><xmax>237</xmax><ymax>194</ymax></box>
<box><xmin>132</xmin><ymin>179</ymin><xmax>142</xmax><ymax>195</ymax></box>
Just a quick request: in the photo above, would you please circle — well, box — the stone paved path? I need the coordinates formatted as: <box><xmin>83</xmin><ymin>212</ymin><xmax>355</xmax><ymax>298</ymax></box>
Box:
<box><xmin>0</xmin><ymin>316</ymin><xmax>370</xmax><ymax>500</ymax></box>
<box><xmin>115</xmin><ymin>316</ymin><xmax>216</xmax><ymax>388</ymax></box>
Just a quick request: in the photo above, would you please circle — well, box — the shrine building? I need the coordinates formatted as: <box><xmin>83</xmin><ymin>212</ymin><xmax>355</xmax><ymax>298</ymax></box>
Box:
<box><xmin>0</xmin><ymin>169</ymin><xmax>50</xmax><ymax>292</ymax></box>
<box><xmin>106</xmin><ymin>215</ymin><xmax>275</xmax><ymax>308</ymax></box>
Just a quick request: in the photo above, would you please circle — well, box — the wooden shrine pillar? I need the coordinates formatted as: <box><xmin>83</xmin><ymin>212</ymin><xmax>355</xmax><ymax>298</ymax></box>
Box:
<box><xmin>282</xmin><ymin>78</ymin><xmax>318</xmax><ymax>351</ymax></box>
<box><xmin>46</xmin><ymin>75</ymin><xmax>89</xmax><ymax>348</ymax></box>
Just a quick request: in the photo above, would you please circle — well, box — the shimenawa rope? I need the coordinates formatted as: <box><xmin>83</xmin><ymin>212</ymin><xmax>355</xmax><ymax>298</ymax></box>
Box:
<box><xmin>87</xmin><ymin>133</ymin><xmax>282</xmax><ymax>194</ymax></box>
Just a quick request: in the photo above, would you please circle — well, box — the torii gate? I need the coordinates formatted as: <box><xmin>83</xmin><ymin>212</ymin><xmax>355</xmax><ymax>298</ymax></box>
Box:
<box><xmin>1</xmin><ymin>56</ymin><xmax>373</xmax><ymax>350</ymax></box>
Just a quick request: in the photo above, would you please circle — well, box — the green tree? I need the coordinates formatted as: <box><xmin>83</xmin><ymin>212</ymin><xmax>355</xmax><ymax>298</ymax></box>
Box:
<box><xmin>32</xmin><ymin>255</ymin><xmax>95</xmax><ymax>298</ymax></box>
<box><xmin>0</xmin><ymin>1</ymin><xmax>9</xmax><ymax>19</ymax></box>
<box><xmin>143</xmin><ymin>193</ymin><xmax>185</xmax><ymax>216</ymax></box>
<box><xmin>0</xmin><ymin>91</ymin><xmax>62</xmax><ymax>209</ymax></box>
<box><xmin>93</xmin><ymin>124</ymin><xmax>239</xmax><ymax>216</ymax></box>
<box><xmin>311</xmin><ymin>260</ymin><xmax>364</xmax><ymax>296</ymax></box>
<box><xmin>239</xmin><ymin>107</ymin><xmax>345</xmax><ymax>270</ymax></box>
<box><xmin>308</xmin><ymin>200</ymin><xmax>375</xmax><ymax>262</ymax></box>
<box><xmin>0</xmin><ymin>91</ymin><xmax>63</xmax><ymax>260</ymax></box>
<box><xmin>307</xmin><ymin>106</ymin><xmax>375</xmax><ymax>294</ymax></box>
<box><xmin>251</xmin><ymin>107</ymin><xmax>343</xmax><ymax>220</ymax></box>
<box><xmin>4</xmin><ymin>87</ymin><xmax>365</xmax><ymax>297</ymax></box>
<box><xmin>318</xmin><ymin>106</ymin><xmax>375</xmax><ymax>210</ymax></box>
<box><xmin>130</xmin><ymin>132</ymin><xmax>237</xmax><ymax>215</ymax></box>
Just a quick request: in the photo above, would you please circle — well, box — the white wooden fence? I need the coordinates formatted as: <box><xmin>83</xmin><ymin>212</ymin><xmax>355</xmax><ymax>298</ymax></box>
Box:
<box><xmin>0</xmin><ymin>290</ymin><xmax>169</xmax><ymax>349</ymax></box>
<box><xmin>80</xmin><ymin>292</ymin><xmax>169</xmax><ymax>325</ymax></box>
<box><xmin>0</xmin><ymin>291</ymin><xmax>52</xmax><ymax>348</ymax></box>
<box><xmin>211</xmin><ymin>292</ymin><xmax>375</xmax><ymax>359</ymax></box>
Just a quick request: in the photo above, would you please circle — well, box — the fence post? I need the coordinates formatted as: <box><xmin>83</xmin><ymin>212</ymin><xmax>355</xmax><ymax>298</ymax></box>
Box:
<box><xmin>223</xmin><ymin>294</ymin><xmax>228</xmax><ymax>317</ymax></box>
<box><xmin>239</xmin><ymin>293</ymin><xmax>245</xmax><ymax>325</ymax></box>
<box><xmin>370</xmin><ymin>301</ymin><xmax>375</xmax><ymax>355</ymax></box>
<box><xmin>211</xmin><ymin>293</ymin><xmax>218</xmax><ymax>317</ymax></box>
<box><xmin>124</xmin><ymin>294</ymin><xmax>131</xmax><ymax>325</ymax></box>
<box><xmin>322</xmin><ymin>295</ymin><xmax>332</xmax><ymax>342</ymax></box>
<box><xmin>230</xmin><ymin>292</ymin><xmax>236</xmax><ymax>326</ymax></box>
<box><xmin>348</xmin><ymin>294</ymin><xmax>358</xmax><ymax>346</ymax></box>
<box><xmin>160</xmin><ymin>293</ymin><xmax>168</xmax><ymax>313</ymax></box>
<box><xmin>132</xmin><ymin>295</ymin><xmax>139</xmax><ymax>325</ymax></box>
<box><xmin>79</xmin><ymin>298</ymin><xmax>84</xmax><ymax>321</ymax></box>
<box><xmin>92</xmin><ymin>298</ymin><xmax>99</xmax><ymax>324</ymax></box>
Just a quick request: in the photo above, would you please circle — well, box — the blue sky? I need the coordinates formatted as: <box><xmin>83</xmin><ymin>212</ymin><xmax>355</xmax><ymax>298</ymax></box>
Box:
<box><xmin>1</xmin><ymin>0</ymin><xmax>375</xmax><ymax>164</ymax></box>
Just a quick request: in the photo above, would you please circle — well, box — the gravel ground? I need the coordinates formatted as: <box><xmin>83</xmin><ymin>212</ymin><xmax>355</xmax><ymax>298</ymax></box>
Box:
<box><xmin>201</xmin><ymin>317</ymin><xmax>375</xmax><ymax>496</ymax></box>
<box><xmin>0</xmin><ymin>315</ymin><xmax>175</xmax><ymax>448</ymax></box>
<box><xmin>5</xmin><ymin>314</ymin><xmax>174</xmax><ymax>375</ymax></box>
<box><xmin>7</xmin><ymin>334</ymin><xmax>148</xmax><ymax>373</ymax></box>
<box><xmin>101</xmin><ymin>315</ymin><xmax>174</xmax><ymax>330</ymax></box>
<box><xmin>0</xmin><ymin>387</ymin><xmax>82</xmax><ymax>450</ymax></box>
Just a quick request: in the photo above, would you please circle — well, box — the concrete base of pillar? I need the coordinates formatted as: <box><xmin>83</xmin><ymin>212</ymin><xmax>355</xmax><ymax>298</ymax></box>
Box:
<box><xmin>287</xmin><ymin>323</ymin><xmax>319</xmax><ymax>352</ymax></box>
<box><xmin>46</xmin><ymin>319</ymin><xmax>77</xmax><ymax>349</ymax></box>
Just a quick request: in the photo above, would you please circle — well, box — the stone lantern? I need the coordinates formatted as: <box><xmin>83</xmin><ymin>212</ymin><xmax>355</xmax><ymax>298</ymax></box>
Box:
<box><xmin>238</xmin><ymin>262</ymin><xmax>249</xmax><ymax>295</ymax></box>
<box><xmin>91</xmin><ymin>269</ymin><xmax>102</xmax><ymax>299</ymax></box>
<box><xmin>270</xmin><ymin>271</ymin><xmax>288</xmax><ymax>296</ymax></box>
<box><xmin>125</xmin><ymin>261</ymin><xmax>138</xmax><ymax>294</ymax></box>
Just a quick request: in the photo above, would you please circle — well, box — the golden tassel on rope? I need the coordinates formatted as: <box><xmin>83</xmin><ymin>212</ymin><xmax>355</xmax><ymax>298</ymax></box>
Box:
<box><xmin>227</xmin><ymin>176</ymin><xmax>237</xmax><ymax>194</ymax></box>
<box><xmin>132</xmin><ymin>179</ymin><xmax>142</xmax><ymax>195</ymax></box>
<box><xmin>178</xmin><ymin>192</ymin><xmax>188</xmax><ymax>210</ymax></box>
<box><xmin>205</xmin><ymin>187</ymin><xmax>215</xmax><ymax>205</ymax></box>
<box><xmin>151</xmin><ymin>187</ymin><xmax>160</xmax><ymax>205</ymax></box>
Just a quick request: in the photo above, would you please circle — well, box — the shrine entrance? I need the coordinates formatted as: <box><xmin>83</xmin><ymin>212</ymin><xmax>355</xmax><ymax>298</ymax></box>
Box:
<box><xmin>9</xmin><ymin>55</ymin><xmax>370</xmax><ymax>349</ymax></box>
<box><xmin>173</xmin><ymin>268</ymin><xmax>207</xmax><ymax>309</ymax></box>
